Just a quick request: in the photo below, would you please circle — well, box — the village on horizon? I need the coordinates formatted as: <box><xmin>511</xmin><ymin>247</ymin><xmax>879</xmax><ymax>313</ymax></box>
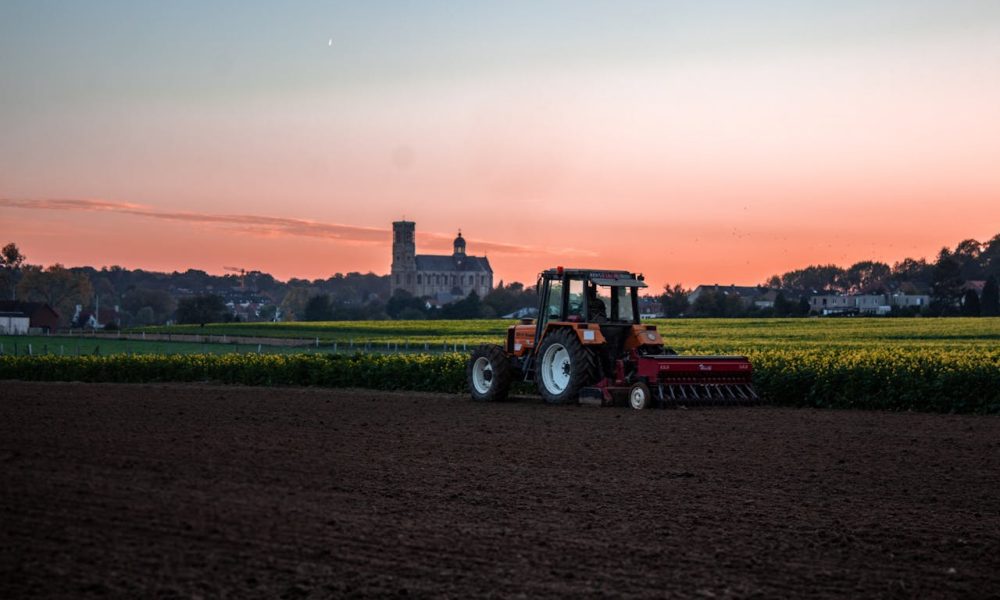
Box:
<box><xmin>1</xmin><ymin>226</ymin><xmax>998</xmax><ymax>332</ymax></box>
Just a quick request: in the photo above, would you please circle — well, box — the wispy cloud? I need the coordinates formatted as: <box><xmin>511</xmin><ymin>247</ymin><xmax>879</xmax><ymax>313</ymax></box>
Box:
<box><xmin>1</xmin><ymin>197</ymin><xmax>387</xmax><ymax>242</ymax></box>
<box><xmin>1</xmin><ymin>198</ymin><xmax>148</xmax><ymax>212</ymax></box>
<box><xmin>0</xmin><ymin>197</ymin><xmax>590</xmax><ymax>256</ymax></box>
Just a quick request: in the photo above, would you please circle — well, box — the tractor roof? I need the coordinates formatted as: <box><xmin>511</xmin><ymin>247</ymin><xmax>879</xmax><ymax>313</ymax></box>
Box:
<box><xmin>540</xmin><ymin>268</ymin><xmax>647</xmax><ymax>287</ymax></box>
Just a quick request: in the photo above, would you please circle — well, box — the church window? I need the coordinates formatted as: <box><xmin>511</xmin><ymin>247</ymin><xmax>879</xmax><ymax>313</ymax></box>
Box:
<box><xmin>417</xmin><ymin>274</ymin><xmax>422</xmax><ymax>284</ymax></box>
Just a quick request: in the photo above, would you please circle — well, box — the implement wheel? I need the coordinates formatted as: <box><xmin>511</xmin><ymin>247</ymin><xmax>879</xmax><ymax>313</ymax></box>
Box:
<box><xmin>535</xmin><ymin>328</ymin><xmax>598</xmax><ymax>405</ymax></box>
<box><xmin>467</xmin><ymin>344</ymin><xmax>512</xmax><ymax>402</ymax></box>
<box><xmin>628</xmin><ymin>382</ymin><xmax>654</xmax><ymax>410</ymax></box>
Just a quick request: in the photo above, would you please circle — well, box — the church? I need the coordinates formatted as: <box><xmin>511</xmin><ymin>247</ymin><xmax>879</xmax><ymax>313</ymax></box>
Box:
<box><xmin>390</xmin><ymin>220</ymin><xmax>493</xmax><ymax>301</ymax></box>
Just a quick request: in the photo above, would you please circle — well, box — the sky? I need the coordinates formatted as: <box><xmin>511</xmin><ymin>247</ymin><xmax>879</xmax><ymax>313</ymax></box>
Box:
<box><xmin>2</xmin><ymin>0</ymin><xmax>999</xmax><ymax>288</ymax></box>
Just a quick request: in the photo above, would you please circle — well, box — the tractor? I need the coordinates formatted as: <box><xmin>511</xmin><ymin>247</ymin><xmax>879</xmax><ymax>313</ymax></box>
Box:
<box><xmin>467</xmin><ymin>267</ymin><xmax>758</xmax><ymax>409</ymax></box>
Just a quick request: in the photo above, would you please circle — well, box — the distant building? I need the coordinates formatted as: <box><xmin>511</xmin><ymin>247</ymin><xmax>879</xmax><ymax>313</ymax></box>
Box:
<box><xmin>854</xmin><ymin>294</ymin><xmax>891</xmax><ymax>315</ymax></box>
<box><xmin>753</xmin><ymin>290</ymin><xmax>779</xmax><ymax>310</ymax></box>
<box><xmin>390</xmin><ymin>221</ymin><xmax>493</xmax><ymax>301</ymax></box>
<box><xmin>890</xmin><ymin>293</ymin><xmax>929</xmax><ymax>308</ymax></box>
<box><xmin>0</xmin><ymin>311</ymin><xmax>30</xmax><ymax>334</ymax></box>
<box><xmin>808</xmin><ymin>293</ymin><xmax>930</xmax><ymax>315</ymax></box>
<box><xmin>638</xmin><ymin>298</ymin><xmax>665</xmax><ymax>319</ymax></box>
<box><xmin>74</xmin><ymin>305</ymin><xmax>121</xmax><ymax>329</ymax></box>
<box><xmin>0</xmin><ymin>301</ymin><xmax>60</xmax><ymax>332</ymax></box>
<box><xmin>687</xmin><ymin>284</ymin><xmax>774</xmax><ymax>307</ymax></box>
<box><xmin>809</xmin><ymin>294</ymin><xmax>854</xmax><ymax>315</ymax></box>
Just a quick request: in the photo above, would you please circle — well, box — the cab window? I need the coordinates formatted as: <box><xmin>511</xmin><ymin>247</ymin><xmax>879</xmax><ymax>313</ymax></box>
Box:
<box><xmin>615</xmin><ymin>287</ymin><xmax>635</xmax><ymax>322</ymax></box>
<box><xmin>545</xmin><ymin>280</ymin><xmax>563</xmax><ymax>320</ymax></box>
<box><xmin>567</xmin><ymin>278</ymin><xmax>585</xmax><ymax>320</ymax></box>
<box><xmin>589</xmin><ymin>284</ymin><xmax>610</xmax><ymax>321</ymax></box>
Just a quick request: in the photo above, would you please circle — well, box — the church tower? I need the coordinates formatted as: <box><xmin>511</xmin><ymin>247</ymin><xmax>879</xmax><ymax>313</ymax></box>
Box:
<box><xmin>391</xmin><ymin>220</ymin><xmax>416</xmax><ymax>293</ymax></box>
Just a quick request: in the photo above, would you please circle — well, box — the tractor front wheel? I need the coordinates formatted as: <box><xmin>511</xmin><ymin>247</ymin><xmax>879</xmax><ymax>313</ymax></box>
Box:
<box><xmin>535</xmin><ymin>328</ymin><xmax>597</xmax><ymax>405</ymax></box>
<box><xmin>467</xmin><ymin>344</ymin><xmax>512</xmax><ymax>402</ymax></box>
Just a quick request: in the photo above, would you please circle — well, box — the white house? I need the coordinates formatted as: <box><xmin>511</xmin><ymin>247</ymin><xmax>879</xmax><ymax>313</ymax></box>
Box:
<box><xmin>890</xmin><ymin>294</ymin><xmax>929</xmax><ymax>308</ymax></box>
<box><xmin>854</xmin><ymin>294</ymin><xmax>891</xmax><ymax>315</ymax></box>
<box><xmin>0</xmin><ymin>311</ymin><xmax>30</xmax><ymax>334</ymax></box>
<box><xmin>810</xmin><ymin>295</ymin><xmax>853</xmax><ymax>314</ymax></box>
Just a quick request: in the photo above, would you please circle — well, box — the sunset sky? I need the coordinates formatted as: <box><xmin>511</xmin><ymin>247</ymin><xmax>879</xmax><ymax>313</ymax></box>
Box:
<box><xmin>2</xmin><ymin>1</ymin><xmax>999</xmax><ymax>289</ymax></box>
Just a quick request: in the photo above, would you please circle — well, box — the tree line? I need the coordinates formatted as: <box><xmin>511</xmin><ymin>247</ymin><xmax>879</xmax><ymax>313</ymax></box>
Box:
<box><xmin>657</xmin><ymin>234</ymin><xmax>1000</xmax><ymax>318</ymax></box>
<box><xmin>3</xmin><ymin>233</ymin><xmax>998</xmax><ymax>326</ymax></box>
<box><xmin>0</xmin><ymin>242</ymin><xmax>541</xmax><ymax>326</ymax></box>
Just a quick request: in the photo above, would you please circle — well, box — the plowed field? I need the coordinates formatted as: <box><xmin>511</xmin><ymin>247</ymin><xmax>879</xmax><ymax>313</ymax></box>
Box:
<box><xmin>2</xmin><ymin>382</ymin><xmax>999</xmax><ymax>598</ymax></box>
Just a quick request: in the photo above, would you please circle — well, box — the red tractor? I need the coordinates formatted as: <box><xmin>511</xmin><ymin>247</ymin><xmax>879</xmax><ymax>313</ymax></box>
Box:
<box><xmin>467</xmin><ymin>267</ymin><xmax>758</xmax><ymax>409</ymax></box>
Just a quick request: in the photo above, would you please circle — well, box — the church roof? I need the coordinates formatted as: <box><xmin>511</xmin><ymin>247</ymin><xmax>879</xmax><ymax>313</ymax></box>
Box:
<box><xmin>415</xmin><ymin>254</ymin><xmax>492</xmax><ymax>273</ymax></box>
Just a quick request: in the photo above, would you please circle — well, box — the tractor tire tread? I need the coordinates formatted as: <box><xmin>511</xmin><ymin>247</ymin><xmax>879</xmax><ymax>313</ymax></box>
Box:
<box><xmin>536</xmin><ymin>328</ymin><xmax>599</xmax><ymax>405</ymax></box>
<box><xmin>467</xmin><ymin>344</ymin><xmax>513</xmax><ymax>402</ymax></box>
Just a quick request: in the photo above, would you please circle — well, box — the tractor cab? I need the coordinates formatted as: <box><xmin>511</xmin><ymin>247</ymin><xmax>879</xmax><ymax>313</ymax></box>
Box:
<box><xmin>534</xmin><ymin>267</ymin><xmax>651</xmax><ymax>362</ymax></box>
<box><xmin>537</xmin><ymin>267</ymin><xmax>643</xmax><ymax>326</ymax></box>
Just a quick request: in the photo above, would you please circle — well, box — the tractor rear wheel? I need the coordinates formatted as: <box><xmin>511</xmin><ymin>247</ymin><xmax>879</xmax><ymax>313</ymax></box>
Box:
<box><xmin>467</xmin><ymin>344</ymin><xmax>512</xmax><ymax>402</ymax></box>
<box><xmin>535</xmin><ymin>328</ymin><xmax>598</xmax><ymax>405</ymax></box>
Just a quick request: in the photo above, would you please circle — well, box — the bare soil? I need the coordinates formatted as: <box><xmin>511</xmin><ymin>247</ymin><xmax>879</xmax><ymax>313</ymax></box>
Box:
<box><xmin>2</xmin><ymin>381</ymin><xmax>999</xmax><ymax>598</ymax></box>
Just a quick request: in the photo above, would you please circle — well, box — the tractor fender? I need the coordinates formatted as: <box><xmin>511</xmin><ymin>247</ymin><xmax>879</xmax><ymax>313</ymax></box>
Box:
<box><xmin>507</xmin><ymin>323</ymin><xmax>537</xmax><ymax>357</ymax></box>
<box><xmin>538</xmin><ymin>322</ymin><xmax>607</xmax><ymax>348</ymax></box>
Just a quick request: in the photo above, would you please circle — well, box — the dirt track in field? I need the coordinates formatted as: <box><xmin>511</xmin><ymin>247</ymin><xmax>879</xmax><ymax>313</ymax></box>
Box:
<box><xmin>2</xmin><ymin>382</ymin><xmax>1000</xmax><ymax>598</ymax></box>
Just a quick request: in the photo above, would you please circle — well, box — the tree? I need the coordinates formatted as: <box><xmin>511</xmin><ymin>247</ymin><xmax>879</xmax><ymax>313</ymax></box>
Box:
<box><xmin>134</xmin><ymin>306</ymin><xmax>156</xmax><ymax>326</ymax></box>
<box><xmin>279</xmin><ymin>286</ymin><xmax>316</xmax><ymax>321</ymax></box>
<box><xmin>258</xmin><ymin>304</ymin><xmax>278</xmax><ymax>322</ymax></box>
<box><xmin>773</xmin><ymin>291</ymin><xmax>792</xmax><ymax>317</ymax></box>
<box><xmin>844</xmin><ymin>261</ymin><xmax>891</xmax><ymax>294</ymax></box>
<box><xmin>779</xmin><ymin>264</ymin><xmax>846</xmax><ymax>293</ymax></box>
<box><xmin>690</xmin><ymin>289</ymin><xmax>745</xmax><ymax>317</ymax></box>
<box><xmin>440</xmin><ymin>290</ymin><xmax>483</xmax><ymax>319</ymax></box>
<box><xmin>0</xmin><ymin>242</ymin><xmax>26</xmax><ymax>300</ymax></box>
<box><xmin>797</xmin><ymin>296</ymin><xmax>811</xmax><ymax>316</ymax></box>
<box><xmin>952</xmin><ymin>238</ymin><xmax>984</xmax><ymax>280</ymax></box>
<box><xmin>891</xmin><ymin>258</ymin><xmax>933</xmax><ymax>291</ymax></box>
<box><xmin>386</xmin><ymin>289</ymin><xmax>428</xmax><ymax>319</ymax></box>
<box><xmin>121</xmin><ymin>288</ymin><xmax>175</xmax><ymax>325</ymax></box>
<box><xmin>982</xmin><ymin>275</ymin><xmax>1000</xmax><ymax>317</ymax></box>
<box><xmin>930</xmin><ymin>249</ymin><xmax>964</xmax><ymax>316</ymax></box>
<box><xmin>690</xmin><ymin>291</ymin><xmax>718</xmax><ymax>317</ymax></box>
<box><xmin>483</xmin><ymin>281</ymin><xmax>536</xmax><ymax>317</ymax></box>
<box><xmin>961</xmin><ymin>290</ymin><xmax>981</xmax><ymax>317</ymax></box>
<box><xmin>303</xmin><ymin>294</ymin><xmax>334</xmax><ymax>321</ymax></box>
<box><xmin>659</xmin><ymin>284</ymin><xmax>690</xmax><ymax>318</ymax></box>
<box><xmin>16</xmin><ymin>263</ymin><xmax>93</xmax><ymax>327</ymax></box>
<box><xmin>176</xmin><ymin>294</ymin><xmax>228</xmax><ymax>326</ymax></box>
<box><xmin>982</xmin><ymin>234</ymin><xmax>1000</xmax><ymax>279</ymax></box>
<box><xmin>92</xmin><ymin>276</ymin><xmax>117</xmax><ymax>300</ymax></box>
